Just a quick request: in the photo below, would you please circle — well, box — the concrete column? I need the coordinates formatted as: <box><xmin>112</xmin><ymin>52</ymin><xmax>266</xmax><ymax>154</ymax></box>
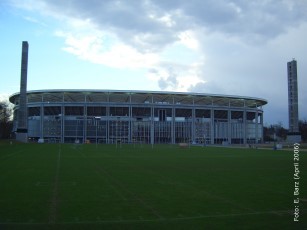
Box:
<box><xmin>16</xmin><ymin>41</ymin><xmax>29</xmax><ymax>142</ymax></box>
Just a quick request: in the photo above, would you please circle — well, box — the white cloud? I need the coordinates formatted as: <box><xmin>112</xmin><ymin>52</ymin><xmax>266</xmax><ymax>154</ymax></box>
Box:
<box><xmin>147</xmin><ymin>61</ymin><xmax>204</xmax><ymax>92</ymax></box>
<box><xmin>149</xmin><ymin>12</ymin><xmax>177</xmax><ymax>28</ymax></box>
<box><xmin>178</xmin><ymin>30</ymin><xmax>199</xmax><ymax>50</ymax></box>
<box><xmin>23</xmin><ymin>16</ymin><xmax>47</xmax><ymax>27</ymax></box>
<box><xmin>55</xmin><ymin>30</ymin><xmax>159</xmax><ymax>69</ymax></box>
<box><xmin>8</xmin><ymin>0</ymin><xmax>307</xmax><ymax>124</ymax></box>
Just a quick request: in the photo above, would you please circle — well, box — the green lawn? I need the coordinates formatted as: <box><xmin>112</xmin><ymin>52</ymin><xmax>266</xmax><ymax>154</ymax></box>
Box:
<box><xmin>0</xmin><ymin>142</ymin><xmax>306</xmax><ymax>229</ymax></box>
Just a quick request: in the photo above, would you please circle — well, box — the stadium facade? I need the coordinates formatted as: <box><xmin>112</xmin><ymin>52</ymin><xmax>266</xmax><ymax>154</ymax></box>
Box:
<box><xmin>9</xmin><ymin>89</ymin><xmax>267</xmax><ymax>144</ymax></box>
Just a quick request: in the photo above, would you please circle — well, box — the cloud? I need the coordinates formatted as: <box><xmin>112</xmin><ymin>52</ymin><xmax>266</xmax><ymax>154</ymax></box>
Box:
<box><xmin>23</xmin><ymin>16</ymin><xmax>47</xmax><ymax>27</ymax></box>
<box><xmin>10</xmin><ymin>0</ymin><xmax>307</xmax><ymax>125</ymax></box>
<box><xmin>178</xmin><ymin>30</ymin><xmax>199</xmax><ymax>50</ymax></box>
<box><xmin>13</xmin><ymin>0</ymin><xmax>307</xmax><ymax>54</ymax></box>
<box><xmin>147</xmin><ymin>61</ymin><xmax>204</xmax><ymax>92</ymax></box>
<box><xmin>55</xmin><ymin>30</ymin><xmax>159</xmax><ymax>69</ymax></box>
<box><xmin>153</xmin><ymin>1</ymin><xmax>307</xmax><ymax>42</ymax></box>
<box><xmin>12</xmin><ymin>0</ymin><xmax>307</xmax><ymax>48</ymax></box>
<box><xmin>189</xmin><ymin>81</ymin><xmax>224</xmax><ymax>95</ymax></box>
<box><xmin>158</xmin><ymin>74</ymin><xmax>178</xmax><ymax>90</ymax></box>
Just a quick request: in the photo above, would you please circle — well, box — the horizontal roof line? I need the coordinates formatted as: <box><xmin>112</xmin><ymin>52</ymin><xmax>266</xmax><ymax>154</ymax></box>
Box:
<box><xmin>9</xmin><ymin>89</ymin><xmax>268</xmax><ymax>105</ymax></box>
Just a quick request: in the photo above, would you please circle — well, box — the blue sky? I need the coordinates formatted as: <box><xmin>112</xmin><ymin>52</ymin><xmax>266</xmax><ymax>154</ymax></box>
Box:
<box><xmin>1</xmin><ymin>0</ymin><xmax>307</xmax><ymax>126</ymax></box>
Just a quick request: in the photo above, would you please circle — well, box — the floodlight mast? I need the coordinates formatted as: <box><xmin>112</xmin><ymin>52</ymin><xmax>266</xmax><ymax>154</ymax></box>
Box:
<box><xmin>16</xmin><ymin>41</ymin><xmax>29</xmax><ymax>142</ymax></box>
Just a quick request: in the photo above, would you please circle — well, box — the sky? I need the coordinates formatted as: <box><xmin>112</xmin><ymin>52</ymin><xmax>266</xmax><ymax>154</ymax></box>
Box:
<box><xmin>0</xmin><ymin>0</ymin><xmax>306</xmax><ymax>126</ymax></box>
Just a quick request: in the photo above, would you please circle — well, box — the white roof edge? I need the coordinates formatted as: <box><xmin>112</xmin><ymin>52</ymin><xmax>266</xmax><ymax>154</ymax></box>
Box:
<box><xmin>9</xmin><ymin>89</ymin><xmax>268</xmax><ymax>105</ymax></box>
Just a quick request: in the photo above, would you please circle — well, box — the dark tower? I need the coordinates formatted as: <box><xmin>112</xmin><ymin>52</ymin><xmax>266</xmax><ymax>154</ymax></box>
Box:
<box><xmin>287</xmin><ymin>59</ymin><xmax>301</xmax><ymax>143</ymax></box>
<box><xmin>16</xmin><ymin>41</ymin><xmax>29</xmax><ymax>142</ymax></box>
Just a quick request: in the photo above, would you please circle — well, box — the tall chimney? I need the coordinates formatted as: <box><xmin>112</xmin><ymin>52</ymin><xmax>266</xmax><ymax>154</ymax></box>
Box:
<box><xmin>286</xmin><ymin>59</ymin><xmax>301</xmax><ymax>143</ymax></box>
<box><xmin>16</xmin><ymin>41</ymin><xmax>29</xmax><ymax>142</ymax></box>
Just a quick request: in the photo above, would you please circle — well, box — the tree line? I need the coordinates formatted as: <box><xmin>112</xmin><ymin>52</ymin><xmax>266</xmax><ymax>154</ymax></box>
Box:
<box><xmin>263</xmin><ymin>121</ymin><xmax>307</xmax><ymax>142</ymax></box>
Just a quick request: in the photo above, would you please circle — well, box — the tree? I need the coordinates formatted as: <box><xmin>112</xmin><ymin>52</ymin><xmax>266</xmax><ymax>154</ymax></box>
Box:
<box><xmin>299</xmin><ymin>120</ymin><xmax>307</xmax><ymax>142</ymax></box>
<box><xmin>263</xmin><ymin>126</ymin><xmax>275</xmax><ymax>142</ymax></box>
<box><xmin>0</xmin><ymin>100</ymin><xmax>13</xmax><ymax>139</ymax></box>
<box><xmin>264</xmin><ymin>121</ymin><xmax>307</xmax><ymax>143</ymax></box>
<box><xmin>275</xmin><ymin>125</ymin><xmax>288</xmax><ymax>141</ymax></box>
<box><xmin>263</xmin><ymin>122</ymin><xmax>288</xmax><ymax>142</ymax></box>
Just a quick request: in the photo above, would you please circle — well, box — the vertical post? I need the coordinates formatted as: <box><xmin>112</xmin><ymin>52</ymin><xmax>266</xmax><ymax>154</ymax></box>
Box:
<box><xmin>255</xmin><ymin>110</ymin><xmax>259</xmax><ymax>144</ymax></box>
<box><xmin>84</xmin><ymin>104</ymin><xmax>86</xmax><ymax>144</ymax></box>
<box><xmin>75</xmin><ymin>120</ymin><xmax>78</xmax><ymax>143</ymax></box>
<box><xmin>243</xmin><ymin>108</ymin><xmax>247</xmax><ymax>145</ymax></box>
<box><xmin>106</xmin><ymin>106</ymin><xmax>109</xmax><ymax>144</ymax></box>
<box><xmin>228</xmin><ymin>109</ymin><xmax>231</xmax><ymax>144</ymax></box>
<box><xmin>260</xmin><ymin>111</ymin><xmax>264</xmax><ymax>143</ymax></box>
<box><xmin>171</xmin><ymin>107</ymin><xmax>175</xmax><ymax>144</ymax></box>
<box><xmin>192</xmin><ymin>107</ymin><xmax>195</xmax><ymax>144</ymax></box>
<box><xmin>40</xmin><ymin>96</ymin><xmax>44</xmax><ymax>140</ymax></box>
<box><xmin>96</xmin><ymin>119</ymin><xmax>98</xmax><ymax>147</ymax></box>
<box><xmin>116</xmin><ymin>119</ymin><xmax>117</xmax><ymax>148</ymax></box>
<box><xmin>94</xmin><ymin>117</ymin><xmax>101</xmax><ymax>147</ymax></box>
<box><xmin>129</xmin><ymin>96</ymin><xmax>132</xmax><ymax>144</ymax></box>
<box><xmin>210</xmin><ymin>109</ymin><xmax>214</xmax><ymax>145</ymax></box>
<box><xmin>151</xmin><ymin>105</ymin><xmax>154</xmax><ymax>145</ymax></box>
<box><xmin>61</xmin><ymin>103</ymin><xmax>64</xmax><ymax>143</ymax></box>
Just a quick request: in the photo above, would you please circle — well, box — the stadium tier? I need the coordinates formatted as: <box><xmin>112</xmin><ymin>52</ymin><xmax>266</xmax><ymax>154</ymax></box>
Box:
<box><xmin>9</xmin><ymin>89</ymin><xmax>267</xmax><ymax>144</ymax></box>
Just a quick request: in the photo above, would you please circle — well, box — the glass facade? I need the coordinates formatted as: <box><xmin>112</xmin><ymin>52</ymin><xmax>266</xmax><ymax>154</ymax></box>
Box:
<box><xmin>10</xmin><ymin>90</ymin><xmax>266</xmax><ymax>144</ymax></box>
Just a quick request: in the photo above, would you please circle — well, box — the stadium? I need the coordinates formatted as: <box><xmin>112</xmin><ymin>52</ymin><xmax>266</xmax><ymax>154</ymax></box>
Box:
<box><xmin>9</xmin><ymin>89</ymin><xmax>267</xmax><ymax>144</ymax></box>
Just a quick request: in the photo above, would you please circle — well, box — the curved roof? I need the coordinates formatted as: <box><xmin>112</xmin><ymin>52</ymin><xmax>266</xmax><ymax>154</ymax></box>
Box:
<box><xmin>9</xmin><ymin>89</ymin><xmax>267</xmax><ymax>108</ymax></box>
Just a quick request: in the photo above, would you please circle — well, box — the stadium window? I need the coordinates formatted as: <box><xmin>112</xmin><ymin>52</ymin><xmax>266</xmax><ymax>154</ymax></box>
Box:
<box><xmin>159</xmin><ymin>109</ymin><xmax>166</xmax><ymax>122</ymax></box>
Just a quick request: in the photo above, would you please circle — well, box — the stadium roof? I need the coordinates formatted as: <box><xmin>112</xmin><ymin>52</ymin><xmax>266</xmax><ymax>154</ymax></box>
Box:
<box><xmin>9</xmin><ymin>89</ymin><xmax>267</xmax><ymax>108</ymax></box>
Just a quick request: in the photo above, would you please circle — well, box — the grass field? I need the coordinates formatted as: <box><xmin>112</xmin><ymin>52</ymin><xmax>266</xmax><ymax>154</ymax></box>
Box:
<box><xmin>0</xmin><ymin>142</ymin><xmax>306</xmax><ymax>229</ymax></box>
